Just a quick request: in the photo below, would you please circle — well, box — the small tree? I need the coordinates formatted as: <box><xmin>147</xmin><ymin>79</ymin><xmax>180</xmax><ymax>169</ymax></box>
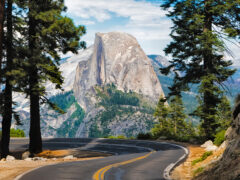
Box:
<box><xmin>169</xmin><ymin>96</ymin><xmax>188</xmax><ymax>137</ymax></box>
<box><xmin>151</xmin><ymin>97</ymin><xmax>171</xmax><ymax>138</ymax></box>
<box><xmin>217</xmin><ymin>96</ymin><xmax>232</xmax><ymax>131</ymax></box>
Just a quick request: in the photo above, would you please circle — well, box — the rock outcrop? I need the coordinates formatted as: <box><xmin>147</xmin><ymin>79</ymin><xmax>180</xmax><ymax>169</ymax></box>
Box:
<box><xmin>8</xmin><ymin>32</ymin><xmax>165</xmax><ymax>138</ymax></box>
<box><xmin>195</xmin><ymin>98</ymin><xmax>240</xmax><ymax>180</ymax></box>
<box><xmin>73</xmin><ymin>32</ymin><xmax>164</xmax><ymax>111</ymax></box>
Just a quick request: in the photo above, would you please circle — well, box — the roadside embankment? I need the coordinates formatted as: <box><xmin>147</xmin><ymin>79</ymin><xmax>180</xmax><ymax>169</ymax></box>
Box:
<box><xmin>0</xmin><ymin>149</ymin><xmax>110</xmax><ymax>180</ymax></box>
<box><xmin>171</xmin><ymin>142</ymin><xmax>225</xmax><ymax>180</ymax></box>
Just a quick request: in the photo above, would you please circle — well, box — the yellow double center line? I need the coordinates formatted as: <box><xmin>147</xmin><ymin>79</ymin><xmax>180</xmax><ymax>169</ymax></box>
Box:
<box><xmin>92</xmin><ymin>150</ymin><xmax>156</xmax><ymax>180</ymax></box>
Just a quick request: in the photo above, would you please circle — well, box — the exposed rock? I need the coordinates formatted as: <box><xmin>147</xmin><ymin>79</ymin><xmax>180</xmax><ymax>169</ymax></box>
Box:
<box><xmin>22</xmin><ymin>151</ymin><xmax>31</xmax><ymax>159</ymax></box>
<box><xmin>201</xmin><ymin>140</ymin><xmax>218</xmax><ymax>151</ymax></box>
<box><xmin>201</xmin><ymin>140</ymin><xmax>214</xmax><ymax>148</ymax></box>
<box><xmin>63</xmin><ymin>155</ymin><xmax>76</xmax><ymax>160</ymax></box>
<box><xmin>73</xmin><ymin>32</ymin><xmax>165</xmax><ymax>137</ymax></box>
<box><xmin>7</xmin><ymin>32</ymin><xmax>165</xmax><ymax>138</ymax></box>
<box><xmin>195</xmin><ymin>101</ymin><xmax>240</xmax><ymax>180</ymax></box>
<box><xmin>218</xmin><ymin>141</ymin><xmax>226</xmax><ymax>150</ymax></box>
<box><xmin>33</xmin><ymin>157</ymin><xmax>47</xmax><ymax>161</ymax></box>
<box><xmin>73</xmin><ymin>32</ymin><xmax>164</xmax><ymax>111</ymax></box>
<box><xmin>6</xmin><ymin>155</ymin><xmax>15</xmax><ymax>161</ymax></box>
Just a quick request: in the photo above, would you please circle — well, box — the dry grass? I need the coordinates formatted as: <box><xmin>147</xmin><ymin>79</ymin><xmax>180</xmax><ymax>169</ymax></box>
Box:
<box><xmin>171</xmin><ymin>145</ymin><xmax>225</xmax><ymax>180</ymax></box>
<box><xmin>37</xmin><ymin>149</ymin><xmax>73</xmax><ymax>158</ymax></box>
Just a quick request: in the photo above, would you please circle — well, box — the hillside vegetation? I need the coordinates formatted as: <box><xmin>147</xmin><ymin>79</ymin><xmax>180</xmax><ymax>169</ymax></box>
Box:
<box><xmin>88</xmin><ymin>84</ymin><xmax>156</xmax><ymax>138</ymax></box>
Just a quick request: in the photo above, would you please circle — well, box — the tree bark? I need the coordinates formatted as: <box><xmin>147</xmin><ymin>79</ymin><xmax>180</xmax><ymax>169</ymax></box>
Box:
<box><xmin>202</xmin><ymin>0</ymin><xmax>216</xmax><ymax>141</ymax></box>
<box><xmin>29</xmin><ymin>73</ymin><xmax>42</xmax><ymax>154</ymax></box>
<box><xmin>0</xmin><ymin>0</ymin><xmax>5</xmax><ymax>85</ymax></box>
<box><xmin>28</xmin><ymin>0</ymin><xmax>42</xmax><ymax>154</ymax></box>
<box><xmin>1</xmin><ymin>0</ymin><xmax>12</xmax><ymax>158</ymax></box>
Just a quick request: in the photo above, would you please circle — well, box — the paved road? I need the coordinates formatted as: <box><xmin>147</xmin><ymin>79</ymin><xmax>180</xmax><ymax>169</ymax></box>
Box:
<box><xmin>11</xmin><ymin>138</ymin><xmax>188</xmax><ymax>180</ymax></box>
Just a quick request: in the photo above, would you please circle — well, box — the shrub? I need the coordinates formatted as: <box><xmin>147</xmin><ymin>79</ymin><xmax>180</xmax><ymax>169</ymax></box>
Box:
<box><xmin>10</xmin><ymin>128</ymin><xmax>25</xmax><ymax>137</ymax></box>
<box><xmin>107</xmin><ymin>135</ymin><xmax>127</xmax><ymax>139</ymax></box>
<box><xmin>117</xmin><ymin>135</ymin><xmax>127</xmax><ymax>139</ymax></box>
<box><xmin>137</xmin><ymin>132</ymin><xmax>152</xmax><ymax>140</ymax></box>
<box><xmin>192</xmin><ymin>151</ymin><xmax>213</xmax><ymax>166</ymax></box>
<box><xmin>193</xmin><ymin>167</ymin><xmax>204</xmax><ymax>176</ymax></box>
<box><xmin>214</xmin><ymin>130</ymin><xmax>226</xmax><ymax>146</ymax></box>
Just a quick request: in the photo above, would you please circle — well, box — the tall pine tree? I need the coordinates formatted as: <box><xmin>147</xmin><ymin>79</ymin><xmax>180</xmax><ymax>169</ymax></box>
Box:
<box><xmin>0</xmin><ymin>0</ymin><xmax>5</xmax><ymax>116</ymax></box>
<box><xmin>1</xmin><ymin>0</ymin><xmax>12</xmax><ymax>158</ymax></box>
<box><xmin>1</xmin><ymin>0</ymin><xmax>27</xmax><ymax>158</ymax></box>
<box><xmin>161</xmin><ymin>0</ymin><xmax>239</xmax><ymax>140</ymax></box>
<box><xmin>26</xmin><ymin>0</ymin><xmax>86</xmax><ymax>154</ymax></box>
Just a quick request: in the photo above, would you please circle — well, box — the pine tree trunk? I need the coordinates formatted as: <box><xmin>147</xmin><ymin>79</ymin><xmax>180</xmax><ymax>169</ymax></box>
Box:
<box><xmin>29</xmin><ymin>73</ymin><xmax>42</xmax><ymax>154</ymax></box>
<box><xmin>0</xmin><ymin>0</ymin><xmax>5</xmax><ymax>84</ymax></box>
<box><xmin>28</xmin><ymin>0</ymin><xmax>42</xmax><ymax>154</ymax></box>
<box><xmin>202</xmin><ymin>0</ymin><xmax>215</xmax><ymax>141</ymax></box>
<box><xmin>1</xmin><ymin>0</ymin><xmax>12</xmax><ymax>158</ymax></box>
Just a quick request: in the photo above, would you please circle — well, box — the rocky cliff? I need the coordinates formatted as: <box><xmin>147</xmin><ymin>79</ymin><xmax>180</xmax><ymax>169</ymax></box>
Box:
<box><xmin>73</xmin><ymin>32</ymin><xmax>164</xmax><ymax>111</ymax></box>
<box><xmin>72</xmin><ymin>32</ymin><xmax>165</xmax><ymax>137</ymax></box>
<box><xmin>195</xmin><ymin>96</ymin><xmax>240</xmax><ymax>180</ymax></box>
<box><xmin>7</xmin><ymin>32</ymin><xmax>165</xmax><ymax>138</ymax></box>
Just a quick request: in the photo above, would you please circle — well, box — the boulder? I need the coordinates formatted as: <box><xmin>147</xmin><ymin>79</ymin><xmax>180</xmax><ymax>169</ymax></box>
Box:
<box><xmin>63</xmin><ymin>155</ymin><xmax>76</xmax><ymax>160</ymax></box>
<box><xmin>22</xmin><ymin>151</ymin><xmax>31</xmax><ymax>159</ymax></box>
<box><xmin>201</xmin><ymin>140</ymin><xmax>218</xmax><ymax>151</ymax></box>
<box><xmin>6</xmin><ymin>155</ymin><xmax>15</xmax><ymax>161</ymax></box>
<box><xmin>201</xmin><ymin>140</ymin><xmax>214</xmax><ymax>148</ymax></box>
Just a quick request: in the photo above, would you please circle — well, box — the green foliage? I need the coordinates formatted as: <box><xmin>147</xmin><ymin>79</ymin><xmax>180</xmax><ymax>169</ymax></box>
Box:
<box><xmin>216</xmin><ymin>96</ymin><xmax>232</xmax><ymax>131</ymax></box>
<box><xmin>49</xmin><ymin>91</ymin><xmax>75</xmax><ymax>112</ymax></box>
<box><xmin>89</xmin><ymin>122</ymin><xmax>102</xmax><ymax>138</ymax></box>
<box><xmin>152</xmin><ymin>96</ymin><xmax>196</xmax><ymax>142</ymax></box>
<box><xmin>192</xmin><ymin>151</ymin><xmax>213</xmax><ymax>166</ymax></box>
<box><xmin>214</xmin><ymin>130</ymin><xmax>226</xmax><ymax>146</ymax></box>
<box><xmin>107</xmin><ymin>135</ymin><xmax>127</xmax><ymax>139</ymax></box>
<box><xmin>193</xmin><ymin>167</ymin><xmax>204</xmax><ymax>176</ymax></box>
<box><xmin>1</xmin><ymin>128</ymin><xmax>25</xmax><ymax>138</ymax></box>
<box><xmin>88</xmin><ymin>84</ymin><xmax>155</xmax><ymax>138</ymax></box>
<box><xmin>50</xmin><ymin>92</ymin><xmax>85</xmax><ymax>138</ymax></box>
<box><xmin>161</xmin><ymin>0</ymin><xmax>238</xmax><ymax>141</ymax></box>
<box><xmin>97</xmin><ymin>84</ymin><xmax>140</xmax><ymax>107</ymax></box>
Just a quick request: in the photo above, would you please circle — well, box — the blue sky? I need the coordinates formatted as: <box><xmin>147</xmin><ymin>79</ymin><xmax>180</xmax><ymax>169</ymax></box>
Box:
<box><xmin>64</xmin><ymin>0</ymin><xmax>240</xmax><ymax>65</ymax></box>
<box><xmin>64</xmin><ymin>0</ymin><xmax>171</xmax><ymax>56</ymax></box>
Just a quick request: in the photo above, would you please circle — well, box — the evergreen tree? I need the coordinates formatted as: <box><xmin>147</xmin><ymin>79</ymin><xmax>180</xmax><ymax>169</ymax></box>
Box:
<box><xmin>1</xmin><ymin>0</ymin><xmax>25</xmax><ymax>158</ymax></box>
<box><xmin>217</xmin><ymin>96</ymin><xmax>232</xmax><ymax>131</ymax></box>
<box><xmin>1</xmin><ymin>0</ymin><xmax>12</xmax><ymax>158</ymax></box>
<box><xmin>0</xmin><ymin>0</ymin><xmax>5</xmax><ymax>115</ymax></box>
<box><xmin>161</xmin><ymin>0</ymin><xmax>239</xmax><ymax>140</ymax></box>
<box><xmin>151</xmin><ymin>97</ymin><xmax>171</xmax><ymax>138</ymax></box>
<box><xmin>26</xmin><ymin>0</ymin><xmax>86</xmax><ymax>154</ymax></box>
<box><xmin>169</xmin><ymin>96</ymin><xmax>188</xmax><ymax>137</ymax></box>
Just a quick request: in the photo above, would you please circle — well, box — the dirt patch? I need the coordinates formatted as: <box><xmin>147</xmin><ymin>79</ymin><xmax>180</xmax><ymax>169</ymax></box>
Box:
<box><xmin>171</xmin><ymin>145</ymin><xmax>225</xmax><ymax>180</ymax></box>
<box><xmin>38</xmin><ymin>149</ymin><xmax>111</xmax><ymax>158</ymax></box>
<box><xmin>0</xmin><ymin>149</ymin><xmax>110</xmax><ymax>180</ymax></box>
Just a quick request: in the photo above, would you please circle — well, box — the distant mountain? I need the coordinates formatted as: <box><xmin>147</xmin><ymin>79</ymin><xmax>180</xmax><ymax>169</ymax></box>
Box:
<box><xmin>73</xmin><ymin>32</ymin><xmax>165</xmax><ymax>137</ymax></box>
<box><xmin>10</xmin><ymin>32</ymin><xmax>165</xmax><ymax>138</ymax></box>
<box><xmin>6</xmin><ymin>33</ymin><xmax>240</xmax><ymax>137</ymax></box>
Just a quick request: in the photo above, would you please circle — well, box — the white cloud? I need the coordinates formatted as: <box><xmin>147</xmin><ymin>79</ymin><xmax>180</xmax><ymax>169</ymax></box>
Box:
<box><xmin>65</xmin><ymin>0</ymin><xmax>166</xmax><ymax>26</ymax></box>
<box><xmin>65</xmin><ymin>0</ymin><xmax>171</xmax><ymax>54</ymax></box>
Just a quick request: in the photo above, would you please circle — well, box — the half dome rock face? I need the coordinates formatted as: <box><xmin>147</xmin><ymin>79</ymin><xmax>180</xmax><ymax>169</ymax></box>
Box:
<box><xmin>73</xmin><ymin>32</ymin><xmax>164</xmax><ymax>111</ymax></box>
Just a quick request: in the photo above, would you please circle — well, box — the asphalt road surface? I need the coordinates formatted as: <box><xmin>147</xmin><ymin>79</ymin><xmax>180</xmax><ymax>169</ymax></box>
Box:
<box><xmin>10</xmin><ymin>138</ymin><xmax>188</xmax><ymax>180</ymax></box>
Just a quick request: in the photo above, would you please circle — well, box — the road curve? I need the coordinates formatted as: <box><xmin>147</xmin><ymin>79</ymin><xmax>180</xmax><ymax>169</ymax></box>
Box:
<box><xmin>11</xmin><ymin>138</ymin><xmax>188</xmax><ymax>180</ymax></box>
